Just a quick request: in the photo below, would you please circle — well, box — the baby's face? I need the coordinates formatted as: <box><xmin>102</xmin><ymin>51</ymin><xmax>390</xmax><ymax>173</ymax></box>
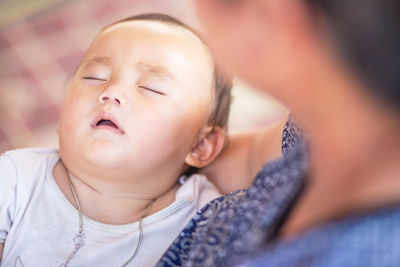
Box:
<box><xmin>58</xmin><ymin>21</ymin><xmax>214</xmax><ymax>181</ymax></box>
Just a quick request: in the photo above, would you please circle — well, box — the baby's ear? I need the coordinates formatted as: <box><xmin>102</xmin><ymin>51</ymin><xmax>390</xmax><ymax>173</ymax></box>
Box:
<box><xmin>185</xmin><ymin>126</ymin><xmax>225</xmax><ymax>168</ymax></box>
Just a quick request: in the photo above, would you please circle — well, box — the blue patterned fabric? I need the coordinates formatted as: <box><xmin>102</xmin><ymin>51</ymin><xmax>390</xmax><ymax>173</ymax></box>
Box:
<box><xmin>157</xmin><ymin>116</ymin><xmax>400</xmax><ymax>267</ymax></box>
<box><xmin>156</xmin><ymin>118</ymin><xmax>308</xmax><ymax>267</ymax></box>
<box><xmin>238</xmin><ymin>207</ymin><xmax>400</xmax><ymax>267</ymax></box>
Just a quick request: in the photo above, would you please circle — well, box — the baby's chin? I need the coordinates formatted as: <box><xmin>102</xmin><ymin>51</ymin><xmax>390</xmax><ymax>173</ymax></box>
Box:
<box><xmin>81</xmin><ymin>140</ymin><xmax>133</xmax><ymax>169</ymax></box>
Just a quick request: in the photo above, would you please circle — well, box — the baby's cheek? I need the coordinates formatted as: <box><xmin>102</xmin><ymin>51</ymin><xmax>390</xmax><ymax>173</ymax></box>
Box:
<box><xmin>62</xmin><ymin>97</ymin><xmax>91</xmax><ymax>126</ymax></box>
<box><xmin>170</xmin><ymin>114</ymin><xmax>203</xmax><ymax>148</ymax></box>
<box><xmin>59</xmin><ymin>110</ymin><xmax>81</xmax><ymax>135</ymax></box>
<box><xmin>61</xmin><ymin>122</ymin><xmax>75</xmax><ymax>134</ymax></box>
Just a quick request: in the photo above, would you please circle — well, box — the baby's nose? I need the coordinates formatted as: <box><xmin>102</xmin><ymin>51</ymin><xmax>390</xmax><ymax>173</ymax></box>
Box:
<box><xmin>101</xmin><ymin>96</ymin><xmax>121</xmax><ymax>105</ymax></box>
<box><xmin>98</xmin><ymin>82</ymin><xmax>127</xmax><ymax>106</ymax></box>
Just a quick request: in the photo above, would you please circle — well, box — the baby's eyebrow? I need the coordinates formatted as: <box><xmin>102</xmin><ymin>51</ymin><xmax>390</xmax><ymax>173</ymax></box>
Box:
<box><xmin>82</xmin><ymin>56</ymin><xmax>112</xmax><ymax>68</ymax></box>
<box><xmin>136</xmin><ymin>61</ymin><xmax>175</xmax><ymax>80</ymax></box>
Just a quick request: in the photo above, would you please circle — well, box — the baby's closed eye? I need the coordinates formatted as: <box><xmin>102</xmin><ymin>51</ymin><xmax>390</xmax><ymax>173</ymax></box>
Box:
<box><xmin>138</xmin><ymin>85</ymin><xmax>165</xmax><ymax>95</ymax></box>
<box><xmin>82</xmin><ymin>76</ymin><xmax>108</xmax><ymax>82</ymax></box>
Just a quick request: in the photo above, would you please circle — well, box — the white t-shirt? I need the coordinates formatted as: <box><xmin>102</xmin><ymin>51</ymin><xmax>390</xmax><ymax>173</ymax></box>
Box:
<box><xmin>0</xmin><ymin>148</ymin><xmax>221</xmax><ymax>267</ymax></box>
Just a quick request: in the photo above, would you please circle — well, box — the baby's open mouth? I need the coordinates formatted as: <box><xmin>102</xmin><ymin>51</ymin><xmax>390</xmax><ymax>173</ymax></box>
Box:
<box><xmin>91</xmin><ymin>113</ymin><xmax>124</xmax><ymax>134</ymax></box>
<box><xmin>96</xmin><ymin>119</ymin><xmax>118</xmax><ymax>129</ymax></box>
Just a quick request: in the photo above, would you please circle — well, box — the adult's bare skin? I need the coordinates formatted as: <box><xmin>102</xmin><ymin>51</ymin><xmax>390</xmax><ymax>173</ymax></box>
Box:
<box><xmin>201</xmin><ymin>117</ymin><xmax>287</xmax><ymax>194</ymax></box>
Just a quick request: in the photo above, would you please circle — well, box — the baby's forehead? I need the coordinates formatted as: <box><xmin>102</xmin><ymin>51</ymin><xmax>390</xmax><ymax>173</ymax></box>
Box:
<box><xmin>104</xmin><ymin>20</ymin><xmax>196</xmax><ymax>38</ymax></box>
<box><xmin>99</xmin><ymin>20</ymin><xmax>205</xmax><ymax>51</ymax></box>
<box><xmin>92</xmin><ymin>19</ymin><xmax>213</xmax><ymax>68</ymax></box>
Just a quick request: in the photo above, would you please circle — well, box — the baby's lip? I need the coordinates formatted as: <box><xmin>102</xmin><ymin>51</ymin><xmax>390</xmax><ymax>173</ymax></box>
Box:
<box><xmin>90</xmin><ymin>112</ymin><xmax>124</xmax><ymax>134</ymax></box>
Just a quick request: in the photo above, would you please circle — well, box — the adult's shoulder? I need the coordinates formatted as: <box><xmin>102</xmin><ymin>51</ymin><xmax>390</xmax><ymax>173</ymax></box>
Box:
<box><xmin>251</xmin><ymin>115</ymin><xmax>307</xmax><ymax>192</ymax></box>
<box><xmin>281</xmin><ymin>115</ymin><xmax>305</xmax><ymax>155</ymax></box>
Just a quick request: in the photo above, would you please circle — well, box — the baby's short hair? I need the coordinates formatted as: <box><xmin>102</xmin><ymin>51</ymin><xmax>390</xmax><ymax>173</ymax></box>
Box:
<box><xmin>109</xmin><ymin>13</ymin><xmax>233</xmax><ymax>131</ymax></box>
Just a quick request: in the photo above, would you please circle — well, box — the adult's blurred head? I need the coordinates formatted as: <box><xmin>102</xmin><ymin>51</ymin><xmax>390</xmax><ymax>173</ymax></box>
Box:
<box><xmin>307</xmin><ymin>0</ymin><xmax>400</xmax><ymax>112</ymax></box>
<box><xmin>195</xmin><ymin>0</ymin><xmax>400</xmax><ymax>115</ymax></box>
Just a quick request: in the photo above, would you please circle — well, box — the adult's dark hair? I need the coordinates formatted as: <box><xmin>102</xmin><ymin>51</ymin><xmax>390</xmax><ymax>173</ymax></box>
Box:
<box><xmin>109</xmin><ymin>13</ymin><xmax>233</xmax><ymax>130</ymax></box>
<box><xmin>307</xmin><ymin>0</ymin><xmax>400</xmax><ymax>110</ymax></box>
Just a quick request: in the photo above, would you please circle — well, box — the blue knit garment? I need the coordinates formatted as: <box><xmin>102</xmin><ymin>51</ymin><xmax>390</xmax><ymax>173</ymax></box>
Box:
<box><xmin>156</xmin><ymin>118</ymin><xmax>308</xmax><ymax>266</ymax></box>
<box><xmin>158</xmin><ymin>116</ymin><xmax>400</xmax><ymax>266</ymax></box>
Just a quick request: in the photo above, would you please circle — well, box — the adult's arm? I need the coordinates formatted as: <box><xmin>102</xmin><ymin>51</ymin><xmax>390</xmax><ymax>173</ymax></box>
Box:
<box><xmin>201</xmin><ymin>115</ymin><xmax>288</xmax><ymax>194</ymax></box>
<box><xmin>0</xmin><ymin>243</ymin><xmax>3</xmax><ymax>261</ymax></box>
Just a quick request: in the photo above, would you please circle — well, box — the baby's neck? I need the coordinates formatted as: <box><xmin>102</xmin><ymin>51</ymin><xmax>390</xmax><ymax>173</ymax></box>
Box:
<box><xmin>53</xmin><ymin>160</ymin><xmax>180</xmax><ymax>225</ymax></box>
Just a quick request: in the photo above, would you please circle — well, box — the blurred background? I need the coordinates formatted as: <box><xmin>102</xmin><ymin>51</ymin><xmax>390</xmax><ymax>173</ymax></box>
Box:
<box><xmin>0</xmin><ymin>0</ymin><xmax>287</xmax><ymax>154</ymax></box>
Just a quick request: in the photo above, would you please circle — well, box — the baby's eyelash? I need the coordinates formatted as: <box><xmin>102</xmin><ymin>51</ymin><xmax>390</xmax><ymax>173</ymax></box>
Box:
<box><xmin>139</xmin><ymin>86</ymin><xmax>165</xmax><ymax>95</ymax></box>
<box><xmin>82</xmin><ymin>77</ymin><xmax>107</xmax><ymax>81</ymax></box>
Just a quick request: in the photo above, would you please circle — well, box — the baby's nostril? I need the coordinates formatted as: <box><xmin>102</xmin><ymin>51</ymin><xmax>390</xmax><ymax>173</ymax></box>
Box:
<box><xmin>102</xmin><ymin>96</ymin><xmax>120</xmax><ymax>104</ymax></box>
